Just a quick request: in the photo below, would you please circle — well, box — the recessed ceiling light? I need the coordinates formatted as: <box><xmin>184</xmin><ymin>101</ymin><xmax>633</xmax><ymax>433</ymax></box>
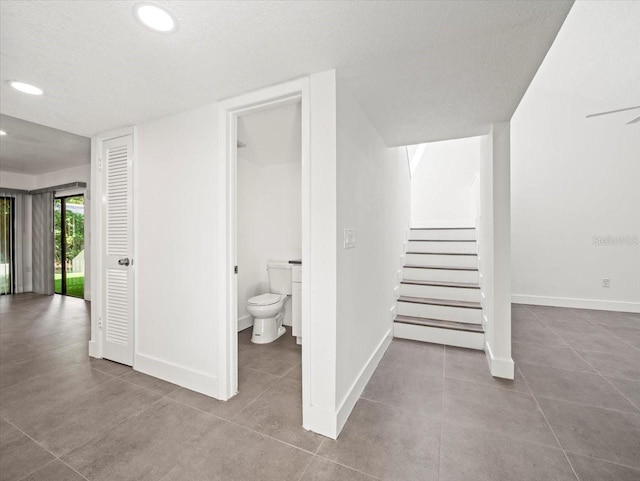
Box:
<box><xmin>0</xmin><ymin>130</ymin><xmax>7</xmax><ymax>136</ymax></box>
<box><xmin>133</xmin><ymin>3</ymin><xmax>177</xmax><ymax>33</ymax></box>
<box><xmin>8</xmin><ymin>81</ymin><xmax>44</xmax><ymax>96</ymax></box>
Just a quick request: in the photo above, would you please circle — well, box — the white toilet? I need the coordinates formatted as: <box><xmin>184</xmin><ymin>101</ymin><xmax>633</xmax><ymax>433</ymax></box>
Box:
<box><xmin>247</xmin><ymin>262</ymin><xmax>292</xmax><ymax>344</ymax></box>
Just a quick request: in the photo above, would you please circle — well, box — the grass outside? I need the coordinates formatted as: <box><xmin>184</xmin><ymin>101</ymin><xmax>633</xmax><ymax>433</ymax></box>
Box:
<box><xmin>55</xmin><ymin>272</ymin><xmax>84</xmax><ymax>298</ymax></box>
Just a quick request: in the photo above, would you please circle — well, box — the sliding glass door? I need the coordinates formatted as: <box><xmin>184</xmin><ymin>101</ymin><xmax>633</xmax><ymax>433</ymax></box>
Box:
<box><xmin>0</xmin><ymin>197</ymin><xmax>14</xmax><ymax>295</ymax></box>
<box><xmin>54</xmin><ymin>195</ymin><xmax>85</xmax><ymax>298</ymax></box>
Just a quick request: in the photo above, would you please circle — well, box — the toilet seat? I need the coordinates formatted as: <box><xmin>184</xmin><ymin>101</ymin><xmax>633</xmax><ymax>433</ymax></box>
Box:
<box><xmin>247</xmin><ymin>293</ymin><xmax>285</xmax><ymax>306</ymax></box>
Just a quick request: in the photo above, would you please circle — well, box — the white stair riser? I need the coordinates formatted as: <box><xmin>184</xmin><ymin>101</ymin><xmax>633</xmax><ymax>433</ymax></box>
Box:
<box><xmin>409</xmin><ymin>229</ymin><xmax>476</xmax><ymax>241</ymax></box>
<box><xmin>405</xmin><ymin>253</ymin><xmax>477</xmax><ymax>268</ymax></box>
<box><xmin>397</xmin><ymin>302</ymin><xmax>483</xmax><ymax>324</ymax></box>
<box><xmin>394</xmin><ymin>322</ymin><xmax>484</xmax><ymax>350</ymax></box>
<box><xmin>400</xmin><ymin>284</ymin><xmax>481</xmax><ymax>302</ymax></box>
<box><xmin>403</xmin><ymin>267</ymin><xmax>479</xmax><ymax>283</ymax></box>
<box><xmin>408</xmin><ymin>241</ymin><xmax>476</xmax><ymax>254</ymax></box>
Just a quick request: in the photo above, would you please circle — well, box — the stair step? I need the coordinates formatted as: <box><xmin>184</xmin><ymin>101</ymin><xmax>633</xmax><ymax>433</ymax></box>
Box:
<box><xmin>393</xmin><ymin>320</ymin><xmax>484</xmax><ymax>350</ymax></box>
<box><xmin>409</xmin><ymin>228</ymin><xmax>476</xmax><ymax>241</ymax></box>
<box><xmin>407</xmin><ymin>240</ymin><xmax>477</xmax><ymax>254</ymax></box>
<box><xmin>404</xmin><ymin>253</ymin><xmax>478</xmax><ymax>269</ymax></box>
<box><xmin>403</xmin><ymin>266</ymin><xmax>479</xmax><ymax>283</ymax></box>
<box><xmin>394</xmin><ymin>315</ymin><xmax>484</xmax><ymax>333</ymax></box>
<box><xmin>411</xmin><ymin>227</ymin><xmax>475</xmax><ymax>230</ymax></box>
<box><xmin>401</xmin><ymin>279</ymin><xmax>479</xmax><ymax>289</ymax></box>
<box><xmin>398</xmin><ymin>296</ymin><xmax>481</xmax><ymax>309</ymax></box>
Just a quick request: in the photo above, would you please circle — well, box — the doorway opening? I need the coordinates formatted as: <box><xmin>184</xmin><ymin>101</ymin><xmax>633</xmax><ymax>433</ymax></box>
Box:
<box><xmin>54</xmin><ymin>194</ymin><xmax>85</xmax><ymax>298</ymax></box>
<box><xmin>235</xmin><ymin>99</ymin><xmax>303</xmax><ymax>405</ymax></box>
<box><xmin>0</xmin><ymin>196</ymin><xmax>15</xmax><ymax>295</ymax></box>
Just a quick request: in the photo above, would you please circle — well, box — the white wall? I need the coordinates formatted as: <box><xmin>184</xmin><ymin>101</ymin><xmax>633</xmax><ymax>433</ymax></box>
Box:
<box><xmin>479</xmin><ymin>124</ymin><xmax>513</xmax><ymax>379</ymax></box>
<box><xmin>411</xmin><ymin>137</ymin><xmax>481</xmax><ymax>227</ymax></box>
<box><xmin>237</xmin><ymin>157</ymin><xmax>301</xmax><ymax>323</ymax></box>
<box><xmin>335</xmin><ymin>82</ymin><xmax>412</xmax><ymax>431</ymax></box>
<box><xmin>134</xmin><ymin>104</ymin><xmax>219</xmax><ymax>395</ymax></box>
<box><xmin>511</xmin><ymin>1</ymin><xmax>640</xmax><ymax>313</ymax></box>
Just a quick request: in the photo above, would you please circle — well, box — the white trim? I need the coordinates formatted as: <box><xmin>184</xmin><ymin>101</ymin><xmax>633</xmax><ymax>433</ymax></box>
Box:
<box><xmin>216</xmin><ymin>78</ymin><xmax>312</xmax><ymax>412</ymax></box>
<box><xmin>88</xmin><ymin>340</ymin><xmax>101</xmax><ymax>358</ymax></box>
<box><xmin>238</xmin><ymin>315</ymin><xmax>253</xmax><ymax>332</ymax></box>
<box><xmin>394</xmin><ymin>322</ymin><xmax>484</xmax><ymax>350</ymax></box>
<box><xmin>512</xmin><ymin>294</ymin><xmax>640</xmax><ymax>313</ymax></box>
<box><xmin>135</xmin><ymin>353</ymin><xmax>218</xmax><ymax>397</ymax></box>
<box><xmin>484</xmin><ymin>340</ymin><xmax>514</xmax><ymax>379</ymax></box>
<box><xmin>336</xmin><ymin>329</ymin><xmax>392</xmax><ymax>437</ymax></box>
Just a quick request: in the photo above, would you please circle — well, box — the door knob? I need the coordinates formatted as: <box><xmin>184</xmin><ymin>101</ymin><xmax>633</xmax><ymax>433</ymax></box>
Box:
<box><xmin>118</xmin><ymin>258</ymin><xmax>130</xmax><ymax>266</ymax></box>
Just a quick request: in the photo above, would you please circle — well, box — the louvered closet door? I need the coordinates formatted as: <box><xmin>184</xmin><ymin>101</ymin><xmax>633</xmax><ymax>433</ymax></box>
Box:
<box><xmin>102</xmin><ymin>135</ymin><xmax>134</xmax><ymax>365</ymax></box>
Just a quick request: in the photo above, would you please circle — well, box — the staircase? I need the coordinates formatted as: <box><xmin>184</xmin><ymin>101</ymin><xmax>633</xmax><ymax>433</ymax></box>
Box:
<box><xmin>393</xmin><ymin>227</ymin><xmax>484</xmax><ymax>350</ymax></box>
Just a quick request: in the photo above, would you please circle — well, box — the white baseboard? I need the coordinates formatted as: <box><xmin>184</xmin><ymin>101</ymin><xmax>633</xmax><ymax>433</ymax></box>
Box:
<box><xmin>88</xmin><ymin>340</ymin><xmax>101</xmax><ymax>358</ymax></box>
<box><xmin>238</xmin><ymin>315</ymin><xmax>253</xmax><ymax>332</ymax></box>
<box><xmin>335</xmin><ymin>328</ymin><xmax>392</xmax><ymax>437</ymax></box>
<box><xmin>512</xmin><ymin>294</ymin><xmax>640</xmax><ymax>314</ymax></box>
<box><xmin>484</xmin><ymin>341</ymin><xmax>514</xmax><ymax>379</ymax></box>
<box><xmin>134</xmin><ymin>353</ymin><xmax>218</xmax><ymax>397</ymax></box>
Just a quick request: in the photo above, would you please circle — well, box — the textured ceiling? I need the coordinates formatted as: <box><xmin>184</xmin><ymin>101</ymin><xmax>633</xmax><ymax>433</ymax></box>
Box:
<box><xmin>238</xmin><ymin>102</ymin><xmax>301</xmax><ymax>167</ymax></box>
<box><xmin>0</xmin><ymin>114</ymin><xmax>90</xmax><ymax>175</ymax></box>
<box><xmin>0</xmin><ymin>1</ymin><xmax>573</xmax><ymax>146</ymax></box>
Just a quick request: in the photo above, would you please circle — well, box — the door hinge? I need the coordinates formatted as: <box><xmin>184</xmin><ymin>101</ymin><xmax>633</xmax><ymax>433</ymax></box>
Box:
<box><xmin>234</xmin><ymin>266</ymin><xmax>238</xmax><ymax>274</ymax></box>
<box><xmin>98</xmin><ymin>157</ymin><xmax>102</xmax><ymax>171</ymax></box>
<box><xmin>98</xmin><ymin>316</ymin><xmax>103</xmax><ymax>329</ymax></box>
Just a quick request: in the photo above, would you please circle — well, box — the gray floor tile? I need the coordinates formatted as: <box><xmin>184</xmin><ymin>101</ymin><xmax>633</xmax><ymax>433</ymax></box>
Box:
<box><xmin>512</xmin><ymin>341</ymin><xmax>595</xmax><ymax>372</ymax></box>
<box><xmin>158</xmin><ymin>417</ymin><xmax>312</xmax><ymax>481</ymax></box>
<box><xmin>567</xmin><ymin>453</ymin><xmax>640</xmax><ymax>481</ymax></box>
<box><xmin>443</xmin><ymin>377</ymin><xmax>558</xmax><ymax>447</ymax></box>
<box><xmin>538</xmin><ymin>397</ymin><xmax>640</xmax><ymax>469</ymax></box>
<box><xmin>607</xmin><ymin>377</ymin><xmax>640</xmax><ymax>408</ymax></box>
<box><xmin>0</xmin><ymin>363</ymin><xmax>113</xmax><ymax>422</ymax></box>
<box><xmin>300</xmin><ymin>456</ymin><xmax>379</xmax><ymax>481</ymax></box>
<box><xmin>317</xmin><ymin>398</ymin><xmax>440</xmax><ymax>481</ymax></box>
<box><xmin>64</xmin><ymin>398</ymin><xmax>225</xmax><ymax>481</ymax></box>
<box><xmin>168</xmin><ymin>366</ymin><xmax>280</xmax><ymax>420</ymax></box>
<box><xmin>376</xmin><ymin>338</ymin><xmax>444</xmax><ymax>370</ymax></box>
<box><xmin>20</xmin><ymin>460</ymin><xmax>86</xmax><ymax>481</ymax></box>
<box><xmin>518</xmin><ymin>362</ymin><xmax>638</xmax><ymax>413</ymax></box>
<box><xmin>445</xmin><ymin>346</ymin><xmax>530</xmax><ymax>393</ymax></box>
<box><xmin>284</xmin><ymin>361</ymin><xmax>303</xmax><ymax>382</ymax></box>
<box><xmin>362</xmin><ymin>342</ymin><xmax>443</xmax><ymax>418</ymax></box>
<box><xmin>559</xmin><ymin>330</ymin><xmax>640</xmax><ymax>357</ymax></box>
<box><xmin>120</xmin><ymin>370</ymin><xmax>180</xmax><ymax>395</ymax></box>
<box><xmin>440</xmin><ymin>421</ymin><xmax>576</xmax><ymax>481</ymax></box>
<box><xmin>600</xmin><ymin>325</ymin><xmax>640</xmax><ymax>349</ymax></box>
<box><xmin>511</xmin><ymin>318</ymin><xmax>569</xmax><ymax>347</ymax></box>
<box><xmin>583</xmin><ymin>310</ymin><xmax>640</xmax><ymax>329</ymax></box>
<box><xmin>579</xmin><ymin>351</ymin><xmax>640</xmax><ymax>380</ymax></box>
<box><xmin>0</xmin><ymin>418</ymin><xmax>55</xmax><ymax>481</ymax></box>
<box><xmin>234</xmin><ymin>377</ymin><xmax>324</xmax><ymax>452</ymax></box>
<box><xmin>238</xmin><ymin>330</ymin><xmax>302</xmax><ymax>376</ymax></box>
<box><xmin>19</xmin><ymin>379</ymin><xmax>161</xmax><ymax>456</ymax></box>
<box><xmin>88</xmin><ymin>357</ymin><xmax>133</xmax><ymax>376</ymax></box>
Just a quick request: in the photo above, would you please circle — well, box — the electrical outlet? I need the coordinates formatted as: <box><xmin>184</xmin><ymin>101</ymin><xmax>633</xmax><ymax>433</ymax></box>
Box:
<box><xmin>344</xmin><ymin>229</ymin><xmax>356</xmax><ymax>249</ymax></box>
<box><xmin>602</xmin><ymin>278</ymin><xmax>610</xmax><ymax>288</ymax></box>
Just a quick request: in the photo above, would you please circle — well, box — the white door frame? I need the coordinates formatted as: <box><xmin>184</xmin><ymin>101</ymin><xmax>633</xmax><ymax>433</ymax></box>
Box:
<box><xmin>216</xmin><ymin>78</ymin><xmax>310</xmax><ymax>406</ymax></box>
<box><xmin>89</xmin><ymin>126</ymin><xmax>137</xmax><ymax>361</ymax></box>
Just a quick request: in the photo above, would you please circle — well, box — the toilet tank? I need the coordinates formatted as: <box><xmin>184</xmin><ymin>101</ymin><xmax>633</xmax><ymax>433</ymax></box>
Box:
<box><xmin>267</xmin><ymin>262</ymin><xmax>292</xmax><ymax>295</ymax></box>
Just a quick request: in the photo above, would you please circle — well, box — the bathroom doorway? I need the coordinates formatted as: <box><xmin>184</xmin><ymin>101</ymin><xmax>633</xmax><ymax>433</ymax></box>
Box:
<box><xmin>0</xmin><ymin>196</ymin><xmax>15</xmax><ymax>295</ymax></box>
<box><xmin>234</xmin><ymin>99</ymin><xmax>303</xmax><ymax>405</ymax></box>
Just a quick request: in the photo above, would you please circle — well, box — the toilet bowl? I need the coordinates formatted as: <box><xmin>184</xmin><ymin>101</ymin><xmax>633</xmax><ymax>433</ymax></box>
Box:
<box><xmin>247</xmin><ymin>262</ymin><xmax>292</xmax><ymax>344</ymax></box>
<box><xmin>247</xmin><ymin>293</ymin><xmax>287</xmax><ymax>344</ymax></box>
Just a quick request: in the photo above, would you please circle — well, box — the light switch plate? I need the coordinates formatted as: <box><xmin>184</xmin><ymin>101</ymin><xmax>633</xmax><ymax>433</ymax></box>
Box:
<box><xmin>344</xmin><ymin>229</ymin><xmax>356</xmax><ymax>249</ymax></box>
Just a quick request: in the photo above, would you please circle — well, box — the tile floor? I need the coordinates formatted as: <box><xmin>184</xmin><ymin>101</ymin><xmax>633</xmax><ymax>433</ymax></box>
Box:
<box><xmin>0</xmin><ymin>294</ymin><xmax>639</xmax><ymax>480</ymax></box>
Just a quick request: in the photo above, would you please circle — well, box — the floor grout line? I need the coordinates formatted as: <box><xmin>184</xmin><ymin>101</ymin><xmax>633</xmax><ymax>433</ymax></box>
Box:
<box><xmin>514</xmin><ymin>362</ymin><xmax>581</xmax><ymax>481</ymax></box>
<box><xmin>1</xmin><ymin>416</ymin><xmax>92</xmax><ymax>481</ymax></box>
<box><xmin>534</xmin><ymin>313</ymin><xmax>640</xmax><ymax>414</ymax></box>
<box><xmin>15</xmin><ymin>459</ymin><xmax>58</xmax><ymax>481</ymax></box>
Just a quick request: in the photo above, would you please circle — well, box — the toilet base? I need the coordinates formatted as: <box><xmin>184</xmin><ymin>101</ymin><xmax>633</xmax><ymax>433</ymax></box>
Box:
<box><xmin>251</xmin><ymin>314</ymin><xmax>286</xmax><ymax>344</ymax></box>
